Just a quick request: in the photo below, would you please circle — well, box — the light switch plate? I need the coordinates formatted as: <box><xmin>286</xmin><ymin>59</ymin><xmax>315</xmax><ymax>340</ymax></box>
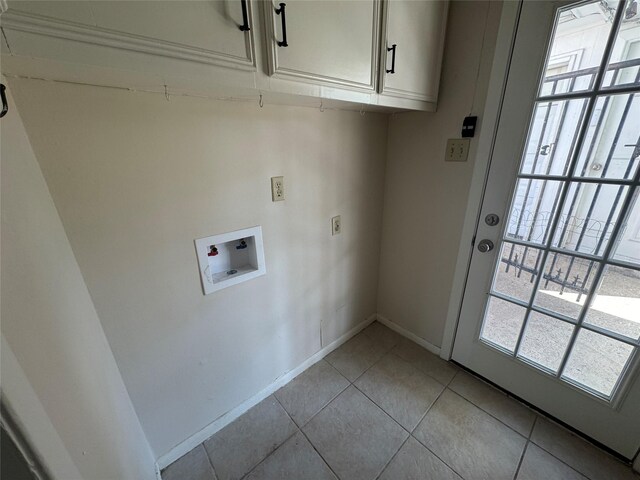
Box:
<box><xmin>271</xmin><ymin>176</ymin><xmax>284</xmax><ymax>201</ymax></box>
<box><xmin>445</xmin><ymin>138</ymin><xmax>470</xmax><ymax>162</ymax></box>
<box><xmin>331</xmin><ymin>215</ymin><xmax>342</xmax><ymax>235</ymax></box>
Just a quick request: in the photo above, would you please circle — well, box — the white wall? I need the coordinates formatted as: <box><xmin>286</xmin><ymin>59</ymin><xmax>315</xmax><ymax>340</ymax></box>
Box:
<box><xmin>377</xmin><ymin>1</ymin><xmax>503</xmax><ymax>348</ymax></box>
<box><xmin>0</xmin><ymin>83</ymin><xmax>157</xmax><ymax>480</ymax></box>
<box><xmin>8</xmin><ymin>80</ymin><xmax>388</xmax><ymax>458</ymax></box>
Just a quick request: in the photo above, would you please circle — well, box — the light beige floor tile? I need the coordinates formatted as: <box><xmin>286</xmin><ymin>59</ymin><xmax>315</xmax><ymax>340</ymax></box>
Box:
<box><xmin>198</xmin><ymin>334</ymin><xmax>636</xmax><ymax>480</ymax></box>
<box><xmin>449</xmin><ymin>371</ymin><xmax>536</xmax><ymax>436</ymax></box>
<box><xmin>392</xmin><ymin>337</ymin><xmax>458</xmax><ymax>385</ymax></box>
<box><xmin>303</xmin><ymin>386</ymin><xmax>408</xmax><ymax>480</ymax></box>
<box><xmin>531</xmin><ymin>417</ymin><xmax>637</xmax><ymax>480</ymax></box>
<box><xmin>379</xmin><ymin>436</ymin><xmax>461</xmax><ymax>480</ymax></box>
<box><xmin>275</xmin><ymin>360</ymin><xmax>349</xmax><ymax>426</ymax></box>
<box><xmin>361</xmin><ymin>321</ymin><xmax>402</xmax><ymax>351</ymax></box>
<box><xmin>517</xmin><ymin>443</ymin><xmax>588</xmax><ymax>480</ymax></box>
<box><xmin>355</xmin><ymin>353</ymin><xmax>444</xmax><ymax>431</ymax></box>
<box><xmin>325</xmin><ymin>332</ymin><xmax>387</xmax><ymax>381</ymax></box>
<box><xmin>203</xmin><ymin>396</ymin><xmax>298</xmax><ymax>480</ymax></box>
<box><xmin>162</xmin><ymin>445</ymin><xmax>217</xmax><ymax>480</ymax></box>
<box><xmin>245</xmin><ymin>431</ymin><xmax>336</xmax><ymax>480</ymax></box>
<box><xmin>414</xmin><ymin>389</ymin><xmax>526</xmax><ymax>480</ymax></box>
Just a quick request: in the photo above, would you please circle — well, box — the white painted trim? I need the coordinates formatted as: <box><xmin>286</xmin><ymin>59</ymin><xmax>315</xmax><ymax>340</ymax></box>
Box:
<box><xmin>440</xmin><ymin>0</ymin><xmax>522</xmax><ymax>361</ymax></box>
<box><xmin>375</xmin><ymin>314</ymin><xmax>440</xmax><ymax>356</ymax></box>
<box><xmin>156</xmin><ymin>314</ymin><xmax>377</xmax><ymax>470</ymax></box>
<box><xmin>154</xmin><ymin>462</ymin><xmax>163</xmax><ymax>480</ymax></box>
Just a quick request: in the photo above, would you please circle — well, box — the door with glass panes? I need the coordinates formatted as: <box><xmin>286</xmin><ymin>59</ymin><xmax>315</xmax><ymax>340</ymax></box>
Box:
<box><xmin>452</xmin><ymin>0</ymin><xmax>640</xmax><ymax>458</ymax></box>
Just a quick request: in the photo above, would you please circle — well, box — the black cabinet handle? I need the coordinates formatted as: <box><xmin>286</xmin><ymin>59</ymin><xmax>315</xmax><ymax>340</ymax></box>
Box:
<box><xmin>386</xmin><ymin>44</ymin><xmax>397</xmax><ymax>74</ymax></box>
<box><xmin>239</xmin><ymin>0</ymin><xmax>250</xmax><ymax>31</ymax></box>
<box><xmin>275</xmin><ymin>3</ymin><xmax>288</xmax><ymax>47</ymax></box>
<box><xmin>0</xmin><ymin>84</ymin><xmax>7</xmax><ymax>118</ymax></box>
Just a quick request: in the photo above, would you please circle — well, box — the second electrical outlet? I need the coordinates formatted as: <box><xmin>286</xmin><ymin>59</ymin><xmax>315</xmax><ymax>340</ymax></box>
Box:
<box><xmin>332</xmin><ymin>215</ymin><xmax>342</xmax><ymax>235</ymax></box>
<box><xmin>271</xmin><ymin>176</ymin><xmax>284</xmax><ymax>201</ymax></box>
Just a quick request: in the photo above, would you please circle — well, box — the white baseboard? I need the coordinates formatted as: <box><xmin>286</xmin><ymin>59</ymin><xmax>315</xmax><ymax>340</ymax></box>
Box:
<box><xmin>156</xmin><ymin>314</ymin><xmax>376</xmax><ymax>470</ymax></box>
<box><xmin>375</xmin><ymin>314</ymin><xmax>441</xmax><ymax>356</ymax></box>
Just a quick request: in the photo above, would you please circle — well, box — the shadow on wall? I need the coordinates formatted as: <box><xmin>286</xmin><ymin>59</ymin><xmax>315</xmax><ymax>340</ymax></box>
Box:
<box><xmin>1</xmin><ymin>427</ymin><xmax>35</xmax><ymax>480</ymax></box>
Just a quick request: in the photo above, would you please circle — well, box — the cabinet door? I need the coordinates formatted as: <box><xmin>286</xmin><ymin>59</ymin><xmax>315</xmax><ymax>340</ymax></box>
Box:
<box><xmin>89</xmin><ymin>1</ymin><xmax>255</xmax><ymax>68</ymax></box>
<box><xmin>379</xmin><ymin>0</ymin><xmax>448</xmax><ymax>103</ymax></box>
<box><xmin>3</xmin><ymin>1</ymin><xmax>255</xmax><ymax>69</ymax></box>
<box><xmin>265</xmin><ymin>0</ymin><xmax>379</xmax><ymax>90</ymax></box>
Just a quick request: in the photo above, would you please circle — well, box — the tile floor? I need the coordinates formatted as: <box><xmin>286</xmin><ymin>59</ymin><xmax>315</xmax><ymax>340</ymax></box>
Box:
<box><xmin>162</xmin><ymin>322</ymin><xmax>638</xmax><ymax>480</ymax></box>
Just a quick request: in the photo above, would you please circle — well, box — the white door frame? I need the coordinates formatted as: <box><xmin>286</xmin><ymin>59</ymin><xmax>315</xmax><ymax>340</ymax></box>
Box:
<box><xmin>440</xmin><ymin>0</ymin><xmax>523</xmax><ymax>360</ymax></box>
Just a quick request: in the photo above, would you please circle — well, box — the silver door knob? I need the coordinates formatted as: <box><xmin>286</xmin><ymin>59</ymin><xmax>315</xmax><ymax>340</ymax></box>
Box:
<box><xmin>477</xmin><ymin>239</ymin><xmax>494</xmax><ymax>253</ymax></box>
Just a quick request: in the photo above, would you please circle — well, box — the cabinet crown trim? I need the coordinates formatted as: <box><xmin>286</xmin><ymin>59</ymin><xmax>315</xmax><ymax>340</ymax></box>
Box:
<box><xmin>2</xmin><ymin>9</ymin><xmax>257</xmax><ymax>71</ymax></box>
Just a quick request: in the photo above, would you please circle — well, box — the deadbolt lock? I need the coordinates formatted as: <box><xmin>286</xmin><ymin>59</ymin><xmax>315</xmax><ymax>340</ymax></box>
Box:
<box><xmin>485</xmin><ymin>214</ymin><xmax>500</xmax><ymax>226</ymax></box>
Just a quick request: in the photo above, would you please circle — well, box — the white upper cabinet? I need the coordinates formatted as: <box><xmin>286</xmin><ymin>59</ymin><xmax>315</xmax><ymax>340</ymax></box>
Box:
<box><xmin>2</xmin><ymin>0</ymin><xmax>256</xmax><ymax>69</ymax></box>
<box><xmin>263</xmin><ymin>0</ymin><xmax>379</xmax><ymax>90</ymax></box>
<box><xmin>378</xmin><ymin>0</ymin><xmax>448</xmax><ymax>103</ymax></box>
<box><xmin>0</xmin><ymin>0</ymin><xmax>448</xmax><ymax>111</ymax></box>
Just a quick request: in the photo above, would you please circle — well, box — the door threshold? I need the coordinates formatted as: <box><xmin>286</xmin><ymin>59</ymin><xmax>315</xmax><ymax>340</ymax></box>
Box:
<box><xmin>451</xmin><ymin>361</ymin><xmax>634</xmax><ymax>465</ymax></box>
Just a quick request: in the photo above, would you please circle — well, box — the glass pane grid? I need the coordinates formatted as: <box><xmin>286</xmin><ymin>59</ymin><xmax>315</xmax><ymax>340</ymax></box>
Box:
<box><xmin>560</xmin><ymin>329</ymin><xmax>636</xmax><ymax>398</ymax></box>
<box><xmin>519</xmin><ymin>100</ymin><xmax>588</xmax><ymax>177</ymax></box>
<box><xmin>479</xmin><ymin>0</ymin><xmax>640</xmax><ymax>402</ymax></box>
<box><xmin>602</xmin><ymin>0</ymin><xmax>640</xmax><ymax>90</ymax></box>
<box><xmin>514</xmin><ymin>174</ymin><xmax>636</xmax><ymax>186</ymax></box>
<box><xmin>561</xmin><ymin>375</ymin><xmax>616</xmax><ymax>402</ymax></box>
<box><xmin>504</xmin><ymin>179</ymin><xmax>565</xmax><ymax>245</ymax></box>
<box><xmin>583</xmin><ymin>264</ymin><xmax>640</xmax><ymax>341</ymax></box>
<box><xmin>498</xmin><ymin>235</ymin><xmax>640</xmax><ymax>271</ymax></box>
<box><xmin>581</xmin><ymin>321</ymin><xmax>640</xmax><ymax>346</ymax></box>
<box><xmin>487</xmin><ymin>289</ymin><xmax>640</xmax><ymax>348</ymax></box>
<box><xmin>530</xmin><ymin>304</ymin><xmax>579</xmax><ymax>326</ymax></box>
<box><xmin>516</xmin><ymin>353</ymin><xmax>559</xmax><ymax>377</ymax></box>
<box><xmin>517</xmin><ymin>311</ymin><xmax>575</xmax><ymax>373</ymax></box>
<box><xmin>479</xmin><ymin>335</ymin><xmax>517</xmax><ymax>358</ymax></box>
<box><xmin>574</xmin><ymin>93</ymin><xmax>640</xmax><ymax>181</ymax></box>
<box><xmin>534</xmin><ymin>253</ymin><xmax>599</xmax><ymax>319</ymax></box>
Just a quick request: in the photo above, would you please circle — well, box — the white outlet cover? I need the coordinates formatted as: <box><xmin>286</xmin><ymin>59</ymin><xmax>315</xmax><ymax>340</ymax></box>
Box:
<box><xmin>445</xmin><ymin>138</ymin><xmax>470</xmax><ymax>162</ymax></box>
<box><xmin>271</xmin><ymin>176</ymin><xmax>284</xmax><ymax>201</ymax></box>
<box><xmin>332</xmin><ymin>215</ymin><xmax>342</xmax><ymax>235</ymax></box>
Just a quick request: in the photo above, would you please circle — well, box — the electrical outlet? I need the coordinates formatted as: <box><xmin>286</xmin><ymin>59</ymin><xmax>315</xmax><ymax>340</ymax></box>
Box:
<box><xmin>331</xmin><ymin>215</ymin><xmax>342</xmax><ymax>236</ymax></box>
<box><xmin>445</xmin><ymin>138</ymin><xmax>470</xmax><ymax>162</ymax></box>
<box><xmin>271</xmin><ymin>176</ymin><xmax>284</xmax><ymax>201</ymax></box>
